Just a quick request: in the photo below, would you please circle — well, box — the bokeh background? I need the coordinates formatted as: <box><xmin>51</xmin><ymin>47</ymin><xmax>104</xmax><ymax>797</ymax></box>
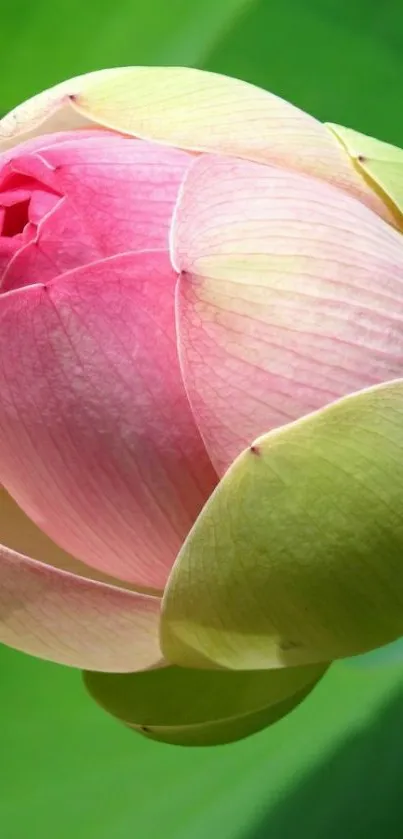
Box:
<box><xmin>1</xmin><ymin>1</ymin><xmax>403</xmax><ymax>837</ymax></box>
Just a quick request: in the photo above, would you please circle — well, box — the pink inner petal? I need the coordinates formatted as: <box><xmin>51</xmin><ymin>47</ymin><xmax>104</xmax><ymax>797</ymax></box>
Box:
<box><xmin>0</xmin><ymin>128</ymin><xmax>114</xmax><ymax>167</ymax></box>
<box><xmin>0</xmin><ymin>250</ymin><xmax>217</xmax><ymax>589</ymax></box>
<box><xmin>39</xmin><ymin>134</ymin><xmax>191</xmax><ymax>253</ymax></box>
<box><xmin>29</xmin><ymin>188</ymin><xmax>60</xmax><ymax>223</ymax></box>
<box><xmin>1</xmin><ymin>135</ymin><xmax>190</xmax><ymax>290</ymax></box>
<box><xmin>0</xmin><ymin>159</ymin><xmax>62</xmax><ymax>284</ymax></box>
<box><xmin>0</xmin><ymin>235</ymin><xmax>23</xmax><ymax>277</ymax></box>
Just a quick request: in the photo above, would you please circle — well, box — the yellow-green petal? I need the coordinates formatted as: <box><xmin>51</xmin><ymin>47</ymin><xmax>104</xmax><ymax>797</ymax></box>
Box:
<box><xmin>124</xmin><ymin>686</ymin><xmax>315</xmax><ymax>747</ymax></box>
<box><xmin>327</xmin><ymin>123</ymin><xmax>403</xmax><ymax>228</ymax></box>
<box><xmin>84</xmin><ymin>661</ymin><xmax>326</xmax><ymax>747</ymax></box>
<box><xmin>0</xmin><ymin>67</ymin><xmax>393</xmax><ymax>223</ymax></box>
<box><xmin>161</xmin><ymin>380</ymin><xmax>403</xmax><ymax>670</ymax></box>
<box><xmin>71</xmin><ymin>66</ymin><xmax>392</xmax><ymax>220</ymax></box>
<box><xmin>0</xmin><ymin>71</ymin><xmax>108</xmax><ymax>150</ymax></box>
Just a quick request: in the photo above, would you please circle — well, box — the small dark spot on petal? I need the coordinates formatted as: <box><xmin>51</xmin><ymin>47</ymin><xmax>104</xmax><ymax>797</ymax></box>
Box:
<box><xmin>139</xmin><ymin>725</ymin><xmax>151</xmax><ymax>733</ymax></box>
<box><xmin>250</xmin><ymin>445</ymin><xmax>261</xmax><ymax>456</ymax></box>
<box><xmin>279</xmin><ymin>639</ymin><xmax>302</xmax><ymax>651</ymax></box>
<box><xmin>357</xmin><ymin>154</ymin><xmax>366</xmax><ymax>163</ymax></box>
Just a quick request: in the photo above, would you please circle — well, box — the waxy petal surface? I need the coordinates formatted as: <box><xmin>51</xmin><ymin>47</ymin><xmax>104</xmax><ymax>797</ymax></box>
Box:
<box><xmin>0</xmin><ymin>251</ymin><xmax>217</xmax><ymax>589</ymax></box>
<box><xmin>172</xmin><ymin>155</ymin><xmax>403</xmax><ymax>474</ymax></box>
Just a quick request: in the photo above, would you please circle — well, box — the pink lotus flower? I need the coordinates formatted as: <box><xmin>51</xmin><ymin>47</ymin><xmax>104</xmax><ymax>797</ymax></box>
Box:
<box><xmin>0</xmin><ymin>67</ymin><xmax>403</xmax><ymax>744</ymax></box>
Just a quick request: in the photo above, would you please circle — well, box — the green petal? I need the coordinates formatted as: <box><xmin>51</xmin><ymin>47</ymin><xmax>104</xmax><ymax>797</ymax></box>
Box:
<box><xmin>327</xmin><ymin>123</ymin><xmax>403</xmax><ymax>224</ymax></box>
<box><xmin>161</xmin><ymin>380</ymin><xmax>403</xmax><ymax>670</ymax></box>
<box><xmin>125</xmin><ymin>686</ymin><xmax>315</xmax><ymax>747</ymax></box>
<box><xmin>84</xmin><ymin>662</ymin><xmax>325</xmax><ymax>747</ymax></box>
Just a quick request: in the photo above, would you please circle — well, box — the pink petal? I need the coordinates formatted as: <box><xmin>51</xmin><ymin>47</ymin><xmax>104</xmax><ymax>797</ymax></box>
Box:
<box><xmin>0</xmin><ymin>187</ymin><xmax>59</xmax><ymax>231</ymax></box>
<box><xmin>0</xmin><ymin>150</ymin><xmax>60</xmax><ymax>191</ymax></box>
<box><xmin>0</xmin><ymin>555</ymin><xmax>161</xmax><ymax>673</ymax></box>
<box><xmin>42</xmin><ymin>134</ymin><xmax>190</xmax><ymax>251</ymax></box>
<box><xmin>0</xmin><ymin>236</ymin><xmax>22</xmax><ymax>277</ymax></box>
<box><xmin>0</xmin><ymin>152</ymin><xmax>62</xmax><ymax>283</ymax></box>
<box><xmin>0</xmin><ymin>485</ymin><xmax>139</xmax><ymax>586</ymax></box>
<box><xmin>29</xmin><ymin>188</ymin><xmax>60</xmax><ymax>223</ymax></box>
<box><xmin>172</xmin><ymin>155</ymin><xmax>403</xmax><ymax>475</ymax></box>
<box><xmin>0</xmin><ymin>188</ymin><xmax>32</xmax><ymax>206</ymax></box>
<box><xmin>1</xmin><ymin>136</ymin><xmax>190</xmax><ymax>291</ymax></box>
<box><xmin>0</xmin><ymin>250</ymin><xmax>217</xmax><ymax>589</ymax></box>
<box><xmin>0</xmin><ymin>128</ymin><xmax>115</xmax><ymax>165</ymax></box>
<box><xmin>2</xmin><ymin>197</ymin><xmax>102</xmax><ymax>290</ymax></box>
<box><xmin>0</xmin><ymin>486</ymin><xmax>161</xmax><ymax>672</ymax></box>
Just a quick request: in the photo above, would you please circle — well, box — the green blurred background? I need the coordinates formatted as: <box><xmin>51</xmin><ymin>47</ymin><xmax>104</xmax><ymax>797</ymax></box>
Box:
<box><xmin>1</xmin><ymin>1</ymin><xmax>403</xmax><ymax>837</ymax></box>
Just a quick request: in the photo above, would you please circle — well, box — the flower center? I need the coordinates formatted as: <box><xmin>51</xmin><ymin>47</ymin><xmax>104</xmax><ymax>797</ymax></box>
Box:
<box><xmin>1</xmin><ymin>199</ymin><xmax>30</xmax><ymax>237</ymax></box>
<box><xmin>0</xmin><ymin>171</ymin><xmax>61</xmax><ymax>243</ymax></box>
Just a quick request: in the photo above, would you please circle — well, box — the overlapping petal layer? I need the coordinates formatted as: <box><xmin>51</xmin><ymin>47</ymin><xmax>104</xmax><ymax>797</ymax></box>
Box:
<box><xmin>84</xmin><ymin>661</ymin><xmax>326</xmax><ymax>746</ymax></box>
<box><xmin>172</xmin><ymin>154</ymin><xmax>403</xmax><ymax>474</ymax></box>
<box><xmin>161</xmin><ymin>381</ymin><xmax>403</xmax><ymax>670</ymax></box>
<box><xmin>0</xmin><ymin>67</ymin><xmax>393</xmax><ymax>223</ymax></box>
<box><xmin>0</xmin><ymin>491</ymin><xmax>161</xmax><ymax>671</ymax></box>
<box><xmin>1</xmin><ymin>135</ymin><xmax>190</xmax><ymax>289</ymax></box>
<box><xmin>328</xmin><ymin>124</ymin><xmax>403</xmax><ymax>224</ymax></box>
<box><xmin>0</xmin><ymin>250</ymin><xmax>217</xmax><ymax>590</ymax></box>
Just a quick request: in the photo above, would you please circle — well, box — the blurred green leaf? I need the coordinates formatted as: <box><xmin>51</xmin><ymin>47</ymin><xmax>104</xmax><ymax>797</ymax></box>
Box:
<box><xmin>243</xmin><ymin>687</ymin><xmax>403</xmax><ymax>839</ymax></box>
<box><xmin>162</xmin><ymin>381</ymin><xmax>403</xmax><ymax>671</ymax></box>
<box><xmin>347</xmin><ymin>638</ymin><xmax>403</xmax><ymax>668</ymax></box>
<box><xmin>84</xmin><ymin>662</ymin><xmax>325</xmax><ymax>746</ymax></box>
<box><xmin>2</xmin><ymin>646</ymin><xmax>403</xmax><ymax>839</ymax></box>
<box><xmin>4</xmin><ymin>0</ymin><xmax>403</xmax><ymax>154</ymax></box>
<box><xmin>0</xmin><ymin>0</ymin><xmax>254</xmax><ymax>112</ymax></box>
<box><xmin>204</xmin><ymin>0</ymin><xmax>403</xmax><ymax>146</ymax></box>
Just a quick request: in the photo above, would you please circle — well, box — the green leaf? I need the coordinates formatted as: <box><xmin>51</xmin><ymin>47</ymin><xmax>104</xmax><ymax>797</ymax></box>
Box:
<box><xmin>327</xmin><ymin>123</ymin><xmax>403</xmax><ymax>223</ymax></box>
<box><xmin>161</xmin><ymin>380</ymin><xmax>403</xmax><ymax>671</ymax></box>
<box><xmin>84</xmin><ymin>662</ymin><xmax>325</xmax><ymax>747</ymax></box>
<box><xmin>205</xmin><ymin>0</ymin><xmax>403</xmax><ymax>151</ymax></box>
<box><xmin>0</xmin><ymin>0</ymin><xmax>254</xmax><ymax>114</ymax></box>
<box><xmin>347</xmin><ymin>638</ymin><xmax>403</xmax><ymax>668</ymax></box>
<box><xmin>3</xmin><ymin>647</ymin><xmax>403</xmax><ymax>839</ymax></box>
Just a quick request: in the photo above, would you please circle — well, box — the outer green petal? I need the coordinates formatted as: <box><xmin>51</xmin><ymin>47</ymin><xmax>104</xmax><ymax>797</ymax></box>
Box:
<box><xmin>327</xmin><ymin>123</ymin><xmax>403</xmax><ymax>227</ymax></box>
<box><xmin>161</xmin><ymin>380</ymin><xmax>403</xmax><ymax>670</ymax></box>
<box><xmin>84</xmin><ymin>662</ymin><xmax>325</xmax><ymax>747</ymax></box>
<box><xmin>125</xmin><ymin>686</ymin><xmax>315</xmax><ymax>747</ymax></box>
